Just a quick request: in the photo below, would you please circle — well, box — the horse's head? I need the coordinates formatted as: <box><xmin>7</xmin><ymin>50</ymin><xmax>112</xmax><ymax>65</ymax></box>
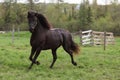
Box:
<box><xmin>27</xmin><ymin>11</ymin><xmax>38</xmax><ymax>33</ymax></box>
<box><xmin>28</xmin><ymin>11</ymin><xmax>52</xmax><ymax>33</ymax></box>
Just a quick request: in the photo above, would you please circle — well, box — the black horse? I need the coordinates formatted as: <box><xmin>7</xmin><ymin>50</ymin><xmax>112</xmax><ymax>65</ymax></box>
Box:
<box><xmin>27</xmin><ymin>11</ymin><xmax>80</xmax><ymax>69</ymax></box>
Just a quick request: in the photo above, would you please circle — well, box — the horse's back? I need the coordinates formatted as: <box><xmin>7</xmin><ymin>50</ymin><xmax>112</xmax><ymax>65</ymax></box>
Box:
<box><xmin>42</xmin><ymin>28</ymin><xmax>63</xmax><ymax>50</ymax></box>
<box><xmin>43</xmin><ymin>28</ymin><xmax>71</xmax><ymax>50</ymax></box>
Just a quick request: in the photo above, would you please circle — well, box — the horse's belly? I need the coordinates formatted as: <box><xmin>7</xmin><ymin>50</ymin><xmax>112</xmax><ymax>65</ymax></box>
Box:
<box><xmin>42</xmin><ymin>40</ymin><xmax>61</xmax><ymax>50</ymax></box>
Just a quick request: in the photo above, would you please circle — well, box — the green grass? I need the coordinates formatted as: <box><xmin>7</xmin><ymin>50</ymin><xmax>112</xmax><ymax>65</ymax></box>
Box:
<box><xmin>0</xmin><ymin>32</ymin><xmax>120</xmax><ymax>80</ymax></box>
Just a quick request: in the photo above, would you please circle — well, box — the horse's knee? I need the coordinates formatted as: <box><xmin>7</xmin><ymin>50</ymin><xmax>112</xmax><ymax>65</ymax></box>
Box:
<box><xmin>54</xmin><ymin>56</ymin><xmax>57</xmax><ymax>60</ymax></box>
<box><xmin>29</xmin><ymin>57</ymin><xmax>32</xmax><ymax>61</ymax></box>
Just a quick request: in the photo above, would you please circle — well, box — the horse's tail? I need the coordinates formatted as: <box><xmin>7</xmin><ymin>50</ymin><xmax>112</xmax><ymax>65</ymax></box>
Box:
<box><xmin>70</xmin><ymin>39</ymin><xmax>80</xmax><ymax>55</ymax></box>
<box><xmin>61</xmin><ymin>30</ymin><xmax>80</xmax><ymax>55</ymax></box>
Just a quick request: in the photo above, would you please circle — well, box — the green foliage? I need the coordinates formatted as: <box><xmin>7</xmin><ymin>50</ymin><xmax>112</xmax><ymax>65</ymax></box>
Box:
<box><xmin>0</xmin><ymin>32</ymin><xmax>120</xmax><ymax>80</ymax></box>
<box><xmin>78</xmin><ymin>0</ymin><xmax>93</xmax><ymax>31</ymax></box>
<box><xmin>0</xmin><ymin>1</ymin><xmax>120</xmax><ymax>35</ymax></box>
<box><xmin>79</xmin><ymin>3</ymin><xmax>88</xmax><ymax>30</ymax></box>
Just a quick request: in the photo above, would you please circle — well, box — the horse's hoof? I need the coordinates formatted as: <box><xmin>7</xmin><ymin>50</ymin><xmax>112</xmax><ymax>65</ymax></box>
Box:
<box><xmin>49</xmin><ymin>66</ymin><xmax>53</xmax><ymax>69</ymax></box>
<box><xmin>73</xmin><ymin>62</ymin><xmax>77</xmax><ymax>66</ymax></box>
<box><xmin>36</xmin><ymin>61</ymin><xmax>40</xmax><ymax>65</ymax></box>
<box><xmin>28</xmin><ymin>66</ymin><xmax>32</xmax><ymax>69</ymax></box>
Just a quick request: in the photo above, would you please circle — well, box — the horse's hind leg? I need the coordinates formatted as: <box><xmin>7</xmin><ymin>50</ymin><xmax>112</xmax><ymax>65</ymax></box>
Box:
<box><xmin>50</xmin><ymin>49</ymin><xmax>57</xmax><ymax>68</ymax></box>
<box><xmin>68</xmin><ymin>51</ymin><xmax>77</xmax><ymax>66</ymax></box>
<box><xmin>63</xmin><ymin>46</ymin><xmax>77</xmax><ymax>66</ymax></box>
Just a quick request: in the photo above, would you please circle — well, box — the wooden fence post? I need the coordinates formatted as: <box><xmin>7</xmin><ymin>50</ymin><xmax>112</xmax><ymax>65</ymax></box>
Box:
<box><xmin>80</xmin><ymin>30</ymin><xmax>82</xmax><ymax>45</ymax></box>
<box><xmin>91</xmin><ymin>30</ymin><xmax>94</xmax><ymax>46</ymax></box>
<box><xmin>12</xmin><ymin>25</ymin><xmax>15</xmax><ymax>44</ymax></box>
<box><xmin>104</xmin><ymin>31</ymin><xmax>106</xmax><ymax>50</ymax></box>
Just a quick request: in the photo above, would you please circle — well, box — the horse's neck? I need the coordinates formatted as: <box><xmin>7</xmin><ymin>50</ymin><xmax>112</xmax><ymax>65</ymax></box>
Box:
<box><xmin>32</xmin><ymin>20</ymin><xmax>48</xmax><ymax>36</ymax></box>
<box><xmin>33</xmin><ymin>25</ymin><xmax>47</xmax><ymax>35</ymax></box>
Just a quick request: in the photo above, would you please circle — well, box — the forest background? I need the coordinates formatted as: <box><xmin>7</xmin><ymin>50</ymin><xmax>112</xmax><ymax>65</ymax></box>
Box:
<box><xmin>0</xmin><ymin>0</ymin><xmax>120</xmax><ymax>36</ymax></box>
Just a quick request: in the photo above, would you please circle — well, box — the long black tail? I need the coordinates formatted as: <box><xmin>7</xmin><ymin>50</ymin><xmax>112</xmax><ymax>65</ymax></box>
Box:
<box><xmin>61</xmin><ymin>29</ymin><xmax>80</xmax><ymax>55</ymax></box>
<box><xmin>70</xmin><ymin>40</ymin><xmax>80</xmax><ymax>55</ymax></box>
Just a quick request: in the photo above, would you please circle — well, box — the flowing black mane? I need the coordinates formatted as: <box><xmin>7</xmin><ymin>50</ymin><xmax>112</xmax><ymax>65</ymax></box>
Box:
<box><xmin>36</xmin><ymin>13</ymin><xmax>52</xmax><ymax>29</ymax></box>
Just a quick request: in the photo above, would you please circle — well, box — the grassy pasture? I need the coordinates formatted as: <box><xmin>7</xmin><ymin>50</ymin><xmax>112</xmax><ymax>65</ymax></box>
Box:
<box><xmin>0</xmin><ymin>32</ymin><xmax>120</xmax><ymax>80</ymax></box>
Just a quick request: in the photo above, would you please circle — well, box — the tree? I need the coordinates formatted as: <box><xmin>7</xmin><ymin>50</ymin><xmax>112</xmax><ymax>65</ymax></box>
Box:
<box><xmin>79</xmin><ymin>0</ymin><xmax>93</xmax><ymax>30</ymax></box>
<box><xmin>2</xmin><ymin>0</ymin><xmax>12</xmax><ymax>31</ymax></box>
<box><xmin>87</xmin><ymin>6</ymin><xmax>93</xmax><ymax>28</ymax></box>
<box><xmin>28</xmin><ymin>0</ymin><xmax>34</xmax><ymax>10</ymax></box>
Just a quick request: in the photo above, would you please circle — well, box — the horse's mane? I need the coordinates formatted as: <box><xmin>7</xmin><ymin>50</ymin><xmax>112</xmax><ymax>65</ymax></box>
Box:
<box><xmin>36</xmin><ymin>13</ymin><xmax>52</xmax><ymax>30</ymax></box>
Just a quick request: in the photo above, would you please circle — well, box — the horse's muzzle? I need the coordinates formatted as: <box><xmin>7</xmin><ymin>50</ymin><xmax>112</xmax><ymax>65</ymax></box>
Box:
<box><xmin>29</xmin><ymin>28</ymin><xmax>34</xmax><ymax>33</ymax></box>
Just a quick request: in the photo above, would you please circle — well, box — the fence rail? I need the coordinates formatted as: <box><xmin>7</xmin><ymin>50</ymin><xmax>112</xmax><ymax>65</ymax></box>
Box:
<box><xmin>0</xmin><ymin>31</ymin><xmax>5</xmax><ymax>34</ymax></box>
<box><xmin>80</xmin><ymin>30</ymin><xmax>115</xmax><ymax>46</ymax></box>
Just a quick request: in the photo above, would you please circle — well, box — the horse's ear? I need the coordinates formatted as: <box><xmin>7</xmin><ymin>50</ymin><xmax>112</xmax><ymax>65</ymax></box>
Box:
<box><xmin>27</xmin><ymin>11</ymin><xmax>30</xmax><ymax>18</ymax></box>
<box><xmin>28</xmin><ymin>11</ymin><xmax>31</xmax><ymax>15</ymax></box>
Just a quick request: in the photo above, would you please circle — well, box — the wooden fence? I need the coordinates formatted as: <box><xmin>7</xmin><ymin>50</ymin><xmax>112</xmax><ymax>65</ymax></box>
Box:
<box><xmin>0</xmin><ymin>31</ymin><xmax>5</xmax><ymax>34</ymax></box>
<box><xmin>80</xmin><ymin>30</ymin><xmax>115</xmax><ymax>46</ymax></box>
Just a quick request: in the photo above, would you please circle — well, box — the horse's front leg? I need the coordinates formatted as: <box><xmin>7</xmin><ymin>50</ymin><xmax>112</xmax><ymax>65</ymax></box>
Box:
<box><xmin>29</xmin><ymin>47</ymin><xmax>36</xmax><ymax>62</ymax></box>
<box><xmin>29</xmin><ymin>47</ymin><xmax>40</xmax><ymax>64</ymax></box>
<box><xmin>29</xmin><ymin>48</ymin><xmax>41</xmax><ymax>69</ymax></box>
